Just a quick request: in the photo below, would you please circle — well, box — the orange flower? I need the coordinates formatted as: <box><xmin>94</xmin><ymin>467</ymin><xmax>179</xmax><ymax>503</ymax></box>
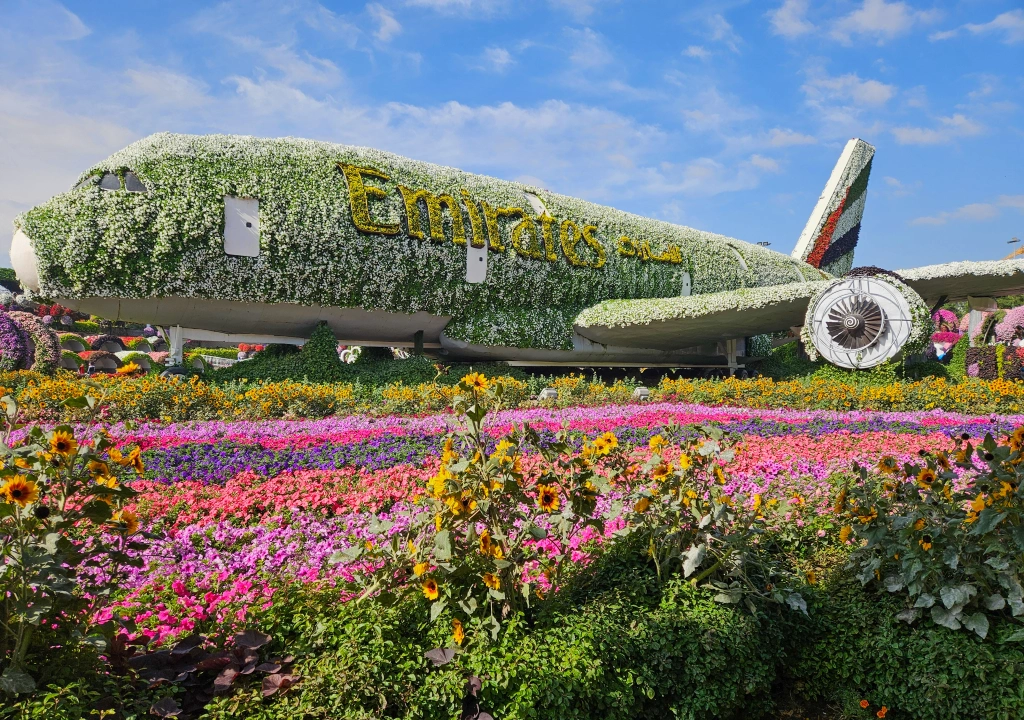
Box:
<box><xmin>422</xmin><ymin>578</ymin><xmax>440</xmax><ymax>601</ymax></box>
<box><xmin>452</xmin><ymin>618</ymin><xmax>465</xmax><ymax>645</ymax></box>
<box><xmin>1</xmin><ymin>477</ymin><xmax>39</xmax><ymax>508</ymax></box>
<box><xmin>860</xmin><ymin>700</ymin><xmax>870</xmax><ymax>709</ymax></box>
<box><xmin>877</xmin><ymin>707</ymin><xmax>887</xmax><ymax>718</ymax></box>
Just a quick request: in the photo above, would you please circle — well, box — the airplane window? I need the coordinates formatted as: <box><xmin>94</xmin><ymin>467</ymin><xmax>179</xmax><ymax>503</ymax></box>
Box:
<box><xmin>99</xmin><ymin>173</ymin><xmax>121</xmax><ymax>191</ymax></box>
<box><xmin>124</xmin><ymin>171</ymin><xmax>147</xmax><ymax>193</ymax></box>
<box><xmin>73</xmin><ymin>175</ymin><xmax>98</xmax><ymax>191</ymax></box>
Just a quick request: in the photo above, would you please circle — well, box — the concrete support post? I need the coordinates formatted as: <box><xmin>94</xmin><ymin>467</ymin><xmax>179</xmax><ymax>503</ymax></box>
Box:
<box><xmin>169</xmin><ymin>325</ymin><xmax>184</xmax><ymax>366</ymax></box>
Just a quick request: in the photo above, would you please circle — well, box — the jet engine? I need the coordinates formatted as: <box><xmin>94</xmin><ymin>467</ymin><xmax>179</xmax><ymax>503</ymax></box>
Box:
<box><xmin>803</xmin><ymin>274</ymin><xmax>928</xmax><ymax>369</ymax></box>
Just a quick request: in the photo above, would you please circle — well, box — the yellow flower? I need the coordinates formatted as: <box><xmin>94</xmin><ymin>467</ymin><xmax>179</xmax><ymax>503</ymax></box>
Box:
<box><xmin>714</xmin><ymin>467</ymin><xmax>727</xmax><ymax>485</ymax></box>
<box><xmin>422</xmin><ymin>578</ymin><xmax>440</xmax><ymax>601</ymax></box>
<box><xmin>752</xmin><ymin>494</ymin><xmax>763</xmax><ymax>512</ymax></box>
<box><xmin>833</xmin><ymin>488</ymin><xmax>847</xmax><ymax>514</ymax></box>
<box><xmin>452</xmin><ymin>618</ymin><xmax>465</xmax><ymax>645</ymax></box>
<box><xmin>479</xmin><ymin>529</ymin><xmax>493</xmax><ymax>555</ymax></box>
<box><xmin>877</xmin><ymin>456</ymin><xmax>899</xmax><ymax>475</ymax></box>
<box><xmin>652</xmin><ymin>464</ymin><xmax>671</xmax><ymax>481</ymax></box>
<box><xmin>88</xmin><ymin>460</ymin><xmax>110</xmax><ymax>477</ymax></box>
<box><xmin>919</xmin><ymin>535</ymin><xmax>933</xmax><ymax>551</ymax></box>
<box><xmin>936</xmin><ymin>452</ymin><xmax>951</xmax><ymax>471</ymax></box>
<box><xmin>536</xmin><ymin>484</ymin><xmax>560</xmax><ymax>512</ymax></box>
<box><xmin>49</xmin><ymin>430</ymin><xmax>77</xmax><ymax>456</ymax></box>
<box><xmin>413</xmin><ymin>562</ymin><xmax>429</xmax><ymax>577</ymax></box>
<box><xmin>648</xmin><ymin>434</ymin><xmax>667</xmax><ymax>453</ymax></box>
<box><xmin>461</xmin><ymin>372</ymin><xmax>489</xmax><ymax>391</ymax></box>
<box><xmin>913</xmin><ymin>518</ymin><xmax>926</xmax><ymax>531</ymax></box>
<box><xmin>483</xmin><ymin>572</ymin><xmax>501</xmax><ymax>590</ymax></box>
<box><xmin>839</xmin><ymin>525</ymin><xmax>853</xmax><ymax>543</ymax></box>
<box><xmin>916</xmin><ymin>468</ymin><xmax>937</xmax><ymax>489</ymax></box>
<box><xmin>112</xmin><ymin>509</ymin><xmax>139</xmax><ymax>535</ymax></box>
<box><xmin>633</xmin><ymin>497</ymin><xmax>650</xmax><ymax>513</ymax></box>
<box><xmin>1</xmin><ymin>477</ymin><xmax>39</xmax><ymax>508</ymax></box>
<box><xmin>806</xmin><ymin>570</ymin><xmax>817</xmax><ymax>585</ymax></box>
<box><xmin>677</xmin><ymin>454</ymin><xmax>692</xmax><ymax>471</ymax></box>
<box><xmin>116</xmin><ymin>362</ymin><xmax>140</xmax><ymax>376</ymax></box>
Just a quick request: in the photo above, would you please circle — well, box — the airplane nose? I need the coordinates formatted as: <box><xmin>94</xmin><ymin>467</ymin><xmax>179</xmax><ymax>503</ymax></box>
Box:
<box><xmin>10</xmin><ymin>228</ymin><xmax>40</xmax><ymax>293</ymax></box>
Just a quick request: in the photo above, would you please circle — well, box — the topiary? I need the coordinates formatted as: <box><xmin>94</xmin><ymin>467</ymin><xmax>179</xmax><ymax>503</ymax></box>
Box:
<box><xmin>947</xmin><ymin>334</ymin><xmax>968</xmax><ymax>380</ymax></box>
<box><xmin>0</xmin><ymin>310</ymin><xmax>30</xmax><ymax>371</ymax></box>
<box><xmin>8</xmin><ymin>310</ymin><xmax>61</xmax><ymax>374</ymax></box>
<box><xmin>300</xmin><ymin>322</ymin><xmax>345</xmax><ymax>381</ymax></box>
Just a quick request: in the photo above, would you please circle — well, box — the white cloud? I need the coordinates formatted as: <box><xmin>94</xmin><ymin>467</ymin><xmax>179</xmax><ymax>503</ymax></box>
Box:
<box><xmin>831</xmin><ymin>0</ymin><xmax>941</xmax><ymax>44</ymax></box>
<box><xmin>803</xmin><ymin>72</ymin><xmax>896</xmax><ymax>107</ymax></box>
<box><xmin>681</xmin><ymin>86</ymin><xmax>758</xmax><ymax>132</ymax></box>
<box><xmin>707</xmin><ymin>14</ymin><xmax>741</xmax><ymax>52</ymax></box>
<box><xmin>683</xmin><ymin>45</ymin><xmax>710</xmax><ymax>59</ymax></box>
<box><xmin>767</xmin><ymin>127</ymin><xmax>817</xmax><ymax>146</ymax></box>
<box><xmin>566</xmin><ymin>27</ymin><xmax>613</xmax><ymax>68</ymax></box>
<box><xmin>367</xmin><ymin>3</ymin><xmax>402</xmax><ymax>42</ymax></box>
<box><xmin>891</xmin><ymin>113</ymin><xmax>983</xmax><ymax>145</ymax></box>
<box><xmin>125</xmin><ymin>66</ymin><xmax>211</xmax><ymax>109</ymax></box>
<box><xmin>547</xmin><ymin>0</ymin><xmax>613</xmax><ymax>21</ymax></box>
<box><xmin>474</xmin><ymin>46</ymin><xmax>514</xmax><ymax>72</ymax></box>
<box><xmin>403</xmin><ymin>0</ymin><xmax>507</xmax><ymax>13</ymax></box>
<box><xmin>931</xmin><ymin>9</ymin><xmax>1024</xmax><ymax>44</ymax></box>
<box><xmin>641</xmin><ymin>155</ymin><xmax>778</xmax><ymax>196</ymax></box>
<box><xmin>911</xmin><ymin>195</ymin><xmax>1024</xmax><ymax>226</ymax></box>
<box><xmin>768</xmin><ymin>0</ymin><xmax>815</xmax><ymax>39</ymax></box>
<box><xmin>749</xmin><ymin>154</ymin><xmax>781</xmax><ymax>172</ymax></box>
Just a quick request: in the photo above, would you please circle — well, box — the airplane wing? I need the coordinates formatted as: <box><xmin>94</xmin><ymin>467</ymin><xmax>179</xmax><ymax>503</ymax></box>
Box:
<box><xmin>573</xmin><ymin>280</ymin><xmax>828</xmax><ymax>350</ymax></box>
<box><xmin>896</xmin><ymin>259</ymin><xmax>1024</xmax><ymax>305</ymax></box>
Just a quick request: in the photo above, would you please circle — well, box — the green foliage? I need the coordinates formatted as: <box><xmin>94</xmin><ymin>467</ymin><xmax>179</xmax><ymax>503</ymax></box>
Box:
<box><xmin>792</xmin><ymin>574</ymin><xmax>1024</xmax><ymax>720</ymax></box>
<box><xmin>212</xmin><ymin>553</ymin><xmax>786</xmax><ymax>720</ymax></box>
<box><xmin>0</xmin><ymin>392</ymin><xmax>150</xmax><ymax>694</ymax></box>
<box><xmin>948</xmin><ymin>334</ymin><xmax>968</xmax><ymax>380</ymax></box>
<box><xmin>839</xmin><ymin>431</ymin><xmax>1024</xmax><ymax>640</ymax></box>
<box><xmin>71</xmin><ymin>320</ymin><xmax>101</xmax><ymax>334</ymax></box>
<box><xmin>301</xmin><ymin>322</ymin><xmax>345</xmax><ymax>381</ymax></box>
<box><xmin>0</xmin><ymin>268</ymin><xmax>17</xmax><ymax>283</ymax></box>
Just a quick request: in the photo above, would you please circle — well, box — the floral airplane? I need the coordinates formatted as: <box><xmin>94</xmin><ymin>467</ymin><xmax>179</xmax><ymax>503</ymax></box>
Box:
<box><xmin>11</xmin><ymin>133</ymin><xmax>1024</xmax><ymax>370</ymax></box>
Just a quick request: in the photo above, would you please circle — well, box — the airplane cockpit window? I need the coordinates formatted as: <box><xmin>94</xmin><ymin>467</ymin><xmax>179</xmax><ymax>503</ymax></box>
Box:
<box><xmin>124</xmin><ymin>171</ymin><xmax>147</xmax><ymax>193</ymax></box>
<box><xmin>99</xmin><ymin>173</ymin><xmax>121</xmax><ymax>191</ymax></box>
<box><xmin>73</xmin><ymin>175</ymin><xmax>98</xmax><ymax>191</ymax></box>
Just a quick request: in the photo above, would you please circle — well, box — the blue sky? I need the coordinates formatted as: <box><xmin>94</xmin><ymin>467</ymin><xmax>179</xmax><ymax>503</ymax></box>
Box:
<box><xmin>0</xmin><ymin>0</ymin><xmax>1020</xmax><ymax>270</ymax></box>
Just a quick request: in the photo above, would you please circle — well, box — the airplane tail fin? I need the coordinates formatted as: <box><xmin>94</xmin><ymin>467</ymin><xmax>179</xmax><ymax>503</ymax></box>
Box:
<box><xmin>791</xmin><ymin>138</ymin><xmax>875</xmax><ymax>276</ymax></box>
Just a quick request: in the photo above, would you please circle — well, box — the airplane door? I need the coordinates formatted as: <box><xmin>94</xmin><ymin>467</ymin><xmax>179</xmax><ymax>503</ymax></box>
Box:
<box><xmin>224</xmin><ymin>197</ymin><xmax>260</xmax><ymax>257</ymax></box>
<box><xmin>466</xmin><ymin>237</ymin><xmax>487</xmax><ymax>283</ymax></box>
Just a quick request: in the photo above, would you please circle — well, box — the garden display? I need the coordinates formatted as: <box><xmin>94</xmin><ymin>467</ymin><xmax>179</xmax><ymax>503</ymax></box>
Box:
<box><xmin>5</xmin><ymin>372</ymin><xmax>1024</xmax><ymax>719</ymax></box>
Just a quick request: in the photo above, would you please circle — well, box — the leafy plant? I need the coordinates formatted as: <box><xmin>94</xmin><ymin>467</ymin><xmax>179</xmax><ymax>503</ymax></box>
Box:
<box><xmin>0</xmin><ymin>389</ymin><xmax>149</xmax><ymax>694</ymax></box>
<box><xmin>840</xmin><ymin>428</ymin><xmax>1024</xmax><ymax>638</ymax></box>
<box><xmin>339</xmin><ymin>374</ymin><xmax>613</xmax><ymax>645</ymax></box>
<box><xmin>622</xmin><ymin>425</ymin><xmax>805</xmax><ymax>612</ymax></box>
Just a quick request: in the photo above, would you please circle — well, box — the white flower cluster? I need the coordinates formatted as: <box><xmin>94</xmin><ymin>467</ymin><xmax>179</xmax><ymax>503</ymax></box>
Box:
<box><xmin>575</xmin><ymin>280</ymin><xmax>827</xmax><ymax>329</ymax></box>
<box><xmin>18</xmin><ymin>132</ymin><xmax>824</xmax><ymax>351</ymax></box>
<box><xmin>897</xmin><ymin>258</ymin><xmax>1024</xmax><ymax>281</ymax></box>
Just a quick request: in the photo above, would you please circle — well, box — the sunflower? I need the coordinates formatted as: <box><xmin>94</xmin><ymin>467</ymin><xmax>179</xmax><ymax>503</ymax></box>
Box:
<box><xmin>461</xmin><ymin>372</ymin><xmax>489</xmax><ymax>391</ymax></box>
<box><xmin>648</xmin><ymin>434</ymin><xmax>668</xmax><ymax>453</ymax></box>
<box><xmin>127</xmin><ymin>447</ymin><xmax>144</xmax><ymax>474</ymax></box>
<box><xmin>108</xmin><ymin>447</ymin><xmax>129</xmax><ymax>466</ymax></box>
<box><xmin>1011</xmin><ymin>427</ymin><xmax>1024</xmax><ymax>451</ymax></box>
<box><xmin>479</xmin><ymin>529</ymin><xmax>493</xmax><ymax>555</ymax></box>
<box><xmin>88</xmin><ymin>460</ymin><xmax>110</xmax><ymax>477</ymax></box>
<box><xmin>536</xmin><ymin>484</ymin><xmax>560</xmax><ymax>512</ymax></box>
<box><xmin>919</xmin><ymin>534</ymin><xmax>933</xmax><ymax>551</ymax></box>
<box><xmin>413</xmin><ymin>561</ymin><xmax>429</xmax><ymax>577</ymax></box>
<box><xmin>806</xmin><ymin>570</ymin><xmax>817</xmax><ymax>585</ymax></box>
<box><xmin>422</xmin><ymin>578</ymin><xmax>440</xmax><ymax>601</ymax></box>
<box><xmin>1</xmin><ymin>477</ymin><xmax>39</xmax><ymax>508</ymax></box>
<box><xmin>452</xmin><ymin>618</ymin><xmax>465</xmax><ymax>645</ymax></box>
<box><xmin>714</xmin><ymin>467</ymin><xmax>727</xmax><ymax>485</ymax></box>
<box><xmin>855</xmin><ymin>506</ymin><xmax>878</xmax><ymax>524</ymax></box>
<box><xmin>936</xmin><ymin>452</ymin><xmax>951</xmax><ymax>471</ymax></box>
<box><xmin>877</xmin><ymin>457</ymin><xmax>899</xmax><ymax>475</ymax></box>
<box><xmin>913</xmin><ymin>517</ymin><xmax>926</xmax><ymax>531</ymax></box>
<box><xmin>49</xmin><ymin>430</ymin><xmax>77</xmax><ymax>456</ymax></box>
<box><xmin>677</xmin><ymin>454</ymin><xmax>692</xmax><ymax>471</ymax></box>
<box><xmin>112</xmin><ymin>509</ymin><xmax>140</xmax><ymax>535</ymax></box>
<box><xmin>751</xmin><ymin>494</ymin><xmax>763</xmax><ymax>512</ymax></box>
<box><xmin>833</xmin><ymin>487</ymin><xmax>848</xmax><ymax>513</ymax></box>
<box><xmin>839</xmin><ymin>525</ymin><xmax>853</xmax><ymax>543</ymax></box>
<box><xmin>633</xmin><ymin>497</ymin><xmax>650</xmax><ymax>513</ymax></box>
<box><xmin>652</xmin><ymin>464</ymin><xmax>671</xmax><ymax>481</ymax></box>
<box><xmin>483</xmin><ymin>572</ymin><xmax>501</xmax><ymax>590</ymax></box>
<box><xmin>916</xmin><ymin>467</ymin><xmax>937</xmax><ymax>489</ymax></box>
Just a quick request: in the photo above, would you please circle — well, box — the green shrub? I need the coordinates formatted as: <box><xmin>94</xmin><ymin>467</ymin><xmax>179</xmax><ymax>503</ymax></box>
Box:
<box><xmin>792</xmin><ymin>574</ymin><xmax>1024</xmax><ymax>720</ymax></box>
<box><xmin>948</xmin><ymin>334</ymin><xmax>968</xmax><ymax>380</ymax></box>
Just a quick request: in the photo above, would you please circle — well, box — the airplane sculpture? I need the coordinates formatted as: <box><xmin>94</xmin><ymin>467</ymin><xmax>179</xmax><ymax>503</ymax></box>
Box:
<box><xmin>11</xmin><ymin>132</ymin><xmax>1024</xmax><ymax>370</ymax></box>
